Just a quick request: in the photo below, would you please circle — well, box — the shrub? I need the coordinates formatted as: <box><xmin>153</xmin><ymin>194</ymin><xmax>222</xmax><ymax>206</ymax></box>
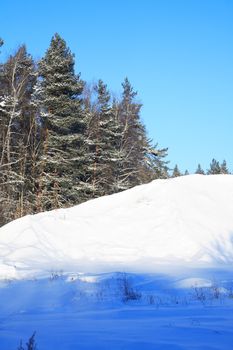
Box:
<box><xmin>118</xmin><ymin>273</ymin><xmax>141</xmax><ymax>302</ymax></box>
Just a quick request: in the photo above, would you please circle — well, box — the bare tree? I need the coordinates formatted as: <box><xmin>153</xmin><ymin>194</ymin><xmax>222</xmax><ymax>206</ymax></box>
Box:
<box><xmin>0</xmin><ymin>46</ymin><xmax>37</xmax><ymax>225</ymax></box>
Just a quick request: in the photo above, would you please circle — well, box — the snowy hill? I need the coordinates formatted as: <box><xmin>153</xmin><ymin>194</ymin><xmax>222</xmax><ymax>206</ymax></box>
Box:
<box><xmin>1</xmin><ymin>174</ymin><xmax>233</xmax><ymax>279</ymax></box>
<box><xmin>1</xmin><ymin>174</ymin><xmax>233</xmax><ymax>350</ymax></box>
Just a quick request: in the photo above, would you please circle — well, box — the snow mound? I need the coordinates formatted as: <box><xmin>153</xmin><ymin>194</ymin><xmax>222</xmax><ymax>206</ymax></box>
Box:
<box><xmin>1</xmin><ymin>174</ymin><xmax>233</xmax><ymax>278</ymax></box>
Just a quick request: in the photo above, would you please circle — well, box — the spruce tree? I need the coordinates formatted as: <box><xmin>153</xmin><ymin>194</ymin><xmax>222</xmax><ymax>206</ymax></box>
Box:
<box><xmin>114</xmin><ymin>77</ymin><xmax>169</xmax><ymax>186</ymax></box>
<box><xmin>118</xmin><ymin>78</ymin><xmax>149</xmax><ymax>186</ymax></box>
<box><xmin>37</xmin><ymin>33</ymin><xmax>87</xmax><ymax>210</ymax></box>
<box><xmin>105</xmin><ymin>95</ymin><xmax>134</xmax><ymax>191</ymax></box>
<box><xmin>172</xmin><ymin>164</ymin><xmax>182</xmax><ymax>177</ymax></box>
<box><xmin>195</xmin><ymin>164</ymin><xmax>205</xmax><ymax>175</ymax></box>
<box><xmin>143</xmin><ymin>143</ymin><xmax>169</xmax><ymax>180</ymax></box>
<box><xmin>220</xmin><ymin>160</ymin><xmax>229</xmax><ymax>174</ymax></box>
<box><xmin>86</xmin><ymin>80</ymin><xmax>123</xmax><ymax>196</ymax></box>
<box><xmin>207</xmin><ymin>159</ymin><xmax>221</xmax><ymax>175</ymax></box>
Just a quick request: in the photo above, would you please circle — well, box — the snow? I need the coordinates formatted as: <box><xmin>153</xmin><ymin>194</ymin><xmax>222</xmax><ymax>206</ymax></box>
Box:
<box><xmin>0</xmin><ymin>271</ymin><xmax>233</xmax><ymax>349</ymax></box>
<box><xmin>1</xmin><ymin>174</ymin><xmax>233</xmax><ymax>278</ymax></box>
<box><xmin>1</xmin><ymin>174</ymin><xmax>233</xmax><ymax>349</ymax></box>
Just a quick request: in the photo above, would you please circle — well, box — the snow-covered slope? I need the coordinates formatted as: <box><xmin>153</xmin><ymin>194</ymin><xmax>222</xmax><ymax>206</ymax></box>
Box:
<box><xmin>1</xmin><ymin>174</ymin><xmax>233</xmax><ymax>278</ymax></box>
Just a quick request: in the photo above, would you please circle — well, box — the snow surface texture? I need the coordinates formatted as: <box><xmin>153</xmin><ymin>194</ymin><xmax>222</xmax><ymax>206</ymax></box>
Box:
<box><xmin>1</xmin><ymin>175</ymin><xmax>233</xmax><ymax>349</ymax></box>
<box><xmin>1</xmin><ymin>271</ymin><xmax>233</xmax><ymax>349</ymax></box>
<box><xmin>1</xmin><ymin>174</ymin><xmax>233</xmax><ymax>279</ymax></box>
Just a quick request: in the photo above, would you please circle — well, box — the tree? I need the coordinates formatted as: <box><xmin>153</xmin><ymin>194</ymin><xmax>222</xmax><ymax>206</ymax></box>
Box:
<box><xmin>109</xmin><ymin>77</ymin><xmax>169</xmax><ymax>187</ymax></box>
<box><xmin>110</xmin><ymin>97</ymin><xmax>130</xmax><ymax>191</ymax></box>
<box><xmin>207</xmin><ymin>159</ymin><xmax>221</xmax><ymax>175</ymax></box>
<box><xmin>220</xmin><ymin>160</ymin><xmax>229</xmax><ymax>174</ymax></box>
<box><xmin>195</xmin><ymin>164</ymin><xmax>205</xmax><ymax>175</ymax></box>
<box><xmin>184</xmin><ymin>169</ymin><xmax>189</xmax><ymax>175</ymax></box>
<box><xmin>117</xmin><ymin>78</ymin><xmax>154</xmax><ymax>186</ymax></box>
<box><xmin>172</xmin><ymin>164</ymin><xmax>182</xmax><ymax>177</ymax></box>
<box><xmin>86</xmin><ymin>80</ymin><xmax>123</xmax><ymax>196</ymax></box>
<box><xmin>37</xmin><ymin>33</ymin><xmax>87</xmax><ymax>210</ymax></box>
<box><xmin>143</xmin><ymin>143</ymin><xmax>169</xmax><ymax>180</ymax></box>
<box><xmin>0</xmin><ymin>37</ymin><xmax>170</xmax><ymax>225</ymax></box>
<box><xmin>0</xmin><ymin>45</ymin><xmax>37</xmax><ymax>225</ymax></box>
<box><xmin>85</xmin><ymin>78</ymin><xmax>169</xmax><ymax>193</ymax></box>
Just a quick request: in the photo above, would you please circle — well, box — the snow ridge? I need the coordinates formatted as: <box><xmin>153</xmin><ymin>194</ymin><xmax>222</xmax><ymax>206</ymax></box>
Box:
<box><xmin>1</xmin><ymin>174</ymin><xmax>233</xmax><ymax>278</ymax></box>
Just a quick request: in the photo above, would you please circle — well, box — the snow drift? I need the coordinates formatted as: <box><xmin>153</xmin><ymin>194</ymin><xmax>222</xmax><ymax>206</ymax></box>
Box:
<box><xmin>1</xmin><ymin>174</ymin><xmax>233</xmax><ymax>278</ymax></box>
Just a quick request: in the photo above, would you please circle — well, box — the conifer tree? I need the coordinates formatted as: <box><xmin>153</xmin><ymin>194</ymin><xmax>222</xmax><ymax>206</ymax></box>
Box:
<box><xmin>118</xmin><ymin>78</ymin><xmax>150</xmax><ymax>186</ymax></box>
<box><xmin>143</xmin><ymin>143</ymin><xmax>169</xmax><ymax>180</ymax></box>
<box><xmin>113</xmin><ymin>78</ymin><xmax>169</xmax><ymax>186</ymax></box>
<box><xmin>207</xmin><ymin>159</ymin><xmax>221</xmax><ymax>174</ymax></box>
<box><xmin>85</xmin><ymin>78</ymin><xmax>169</xmax><ymax>192</ymax></box>
<box><xmin>184</xmin><ymin>169</ymin><xmax>189</xmax><ymax>175</ymax></box>
<box><xmin>195</xmin><ymin>164</ymin><xmax>205</xmax><ymax>175</ymax></box>
<box><xmin>110</xmin><ymin>97</ymin><xmax>129</xmax><ymax>191</ymax></box>
<box><xmin>37</xmin><ymin>33</ymin><xmax>87</xmax><ymax>209</ymax></box>
<box><xmin>172</xmin><ymin>164</ymin><xmax>182</xmax><ymax>177</ymax></box>
<box><xmin>0</xmin><ymin>37</ymin><xmax>171</xmax><ymax>225</ymax></box>
<box><xmin>86</xmin><ymin>79</ymin><xmax>122</xmax><ymax>196</ymax></box>
<box><xmin>220</xmin><ymin>160</ymin><xmax>229</xmax><ymax>174</ymax></box>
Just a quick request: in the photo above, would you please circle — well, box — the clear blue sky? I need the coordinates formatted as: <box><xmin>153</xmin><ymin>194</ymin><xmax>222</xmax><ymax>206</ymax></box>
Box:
<box><xmin>1</xmin><ymin>0</ymin><xmax>233</xmax><ymax>172</ymax></box>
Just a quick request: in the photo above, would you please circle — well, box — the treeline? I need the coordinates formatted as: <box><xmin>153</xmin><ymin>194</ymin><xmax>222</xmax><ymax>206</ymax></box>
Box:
<box><xmin>172</xmin><ymin>159</ymin><xmax>231</xmax><ymax>177</ymax></box>
<box><xmin>0</xmin><ymin>34</ymin><xmax>168</xmax><ymax>226</ymax></box>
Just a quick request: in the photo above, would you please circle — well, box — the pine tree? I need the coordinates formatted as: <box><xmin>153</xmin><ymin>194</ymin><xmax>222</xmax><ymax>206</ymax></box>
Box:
<box><xmin>37</xmin><ymin>33</ymin><xmax>87</xmax><ymax>210</ymax></box>
<box><xmin>195</xmin><ymin>164</ymin><xmax>205</xmax><ymax>175</ymax></box>
<box><xmin>184</xmin><ymin>169</ymin><xmax>189</xmax><ymax>175</ymax></box>
<box><xmin>172</xmin><ymin>164</ymin><xmax>182</xmax><ymax>177</ymax></box>
<box><xmin>207</xmin><ymin>159</ymin><xmax>221</xmax><ymax>175</ymax></box>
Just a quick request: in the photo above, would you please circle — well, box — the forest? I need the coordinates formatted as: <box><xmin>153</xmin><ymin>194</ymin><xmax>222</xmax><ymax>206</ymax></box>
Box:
<box><xmin>0</xmin><ymin>34</ymin><xmax>169</xmax><ymax>226</ymax></box>
<box><xmin>0</xmin><ymin>34</ymin><xmax>229</xmax><ymax>227</ymax></box>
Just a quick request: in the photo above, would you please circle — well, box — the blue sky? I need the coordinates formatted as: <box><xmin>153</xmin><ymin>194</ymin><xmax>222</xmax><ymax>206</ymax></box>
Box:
<box><xmin>1</xmin><ymin>0</ymin><xmax>233</xmax><ymax>172</ymax></box>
